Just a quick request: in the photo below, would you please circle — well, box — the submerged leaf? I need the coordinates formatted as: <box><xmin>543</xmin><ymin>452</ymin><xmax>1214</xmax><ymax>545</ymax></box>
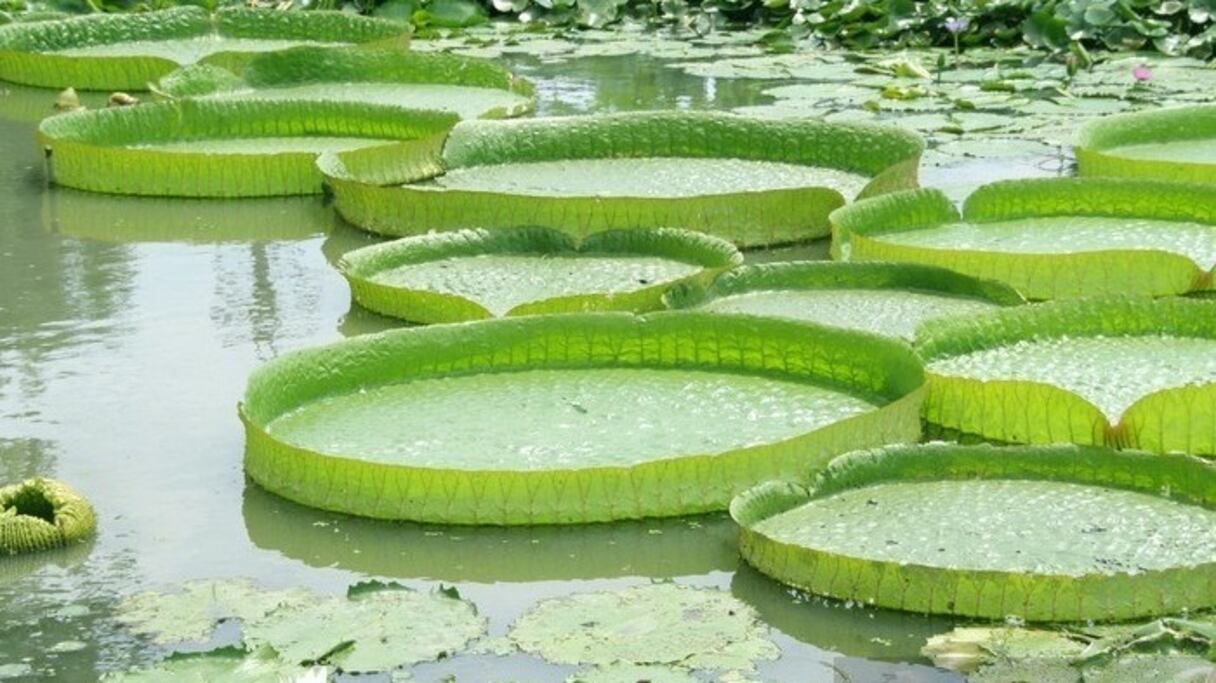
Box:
<box><xmin>100</xmin><ymin>646</ymin><xmax>326</xmax><ymax>683</ymax></box>
<box><xmin>116</xmin><ymin>578</ymin><xmax>315</xmax><ymax>645</ymax></box>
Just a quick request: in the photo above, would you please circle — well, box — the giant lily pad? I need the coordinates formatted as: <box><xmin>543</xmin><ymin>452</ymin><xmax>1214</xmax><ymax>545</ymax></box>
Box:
<box><xmin>318</xmin><ymin>111</ymin><xmax>924</xmax><ymax>247</ymax></box>
<box><xmin>916</xmin><ymin>297</ymin><xmax>1216</xmax><ymax>454</ymax></box>
<box><xmin>38</xmin><ymin>99</ymin><xmax>458</xmax><ymax>198</ymax></box>
<box><xmin>731</xmin><ymin>443</ymin><xmax>1216</xmax><ymax>622</ymax></box>
<box><xmin>0</xmin><ymin>478</ymin><xmax>94</xmax><ymax>556</ymax></box>
<box><xmin>830</xmin><ymin>179</ymin><xmax>1216</xmax><ymax>300</ymax></box>
<box><xmin>1076</xmin><ymin>104</ymin><xmax>1216</xmax><ymax>186</ymax></box>
<box><xmin>665</xmin><ymin>261</ymin><xmax>1022</xmax><ymax>341</ymax></box>
<box><xmin>339</xmin><ymin>227</ymin><xmax>742</xmax><ymax>324</ymax></box>
<box><xmin>0</xmin><ymin>7</ymin><xmax>409</xmax><ymax>91</ymax></box>
<box><xmin>240</xmin><ymin>312</ymin><xmax>924</xmax><ymax>524</ymax></box>
<box><xmin>159</xmin><ymin>46</ymin><xmax>534</xmax><ymax>121</ymax></box>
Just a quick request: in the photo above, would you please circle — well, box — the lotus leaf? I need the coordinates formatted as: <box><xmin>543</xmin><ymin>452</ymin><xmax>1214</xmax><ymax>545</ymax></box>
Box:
<box><xmin>158</xmin><ymin>46</ymin><xmax>534</xmax><ymax>121</ymax></box>
<box><xmin>0</xmin><ymin>7</ymin><xmax>410</xmax><ymax>90</ymax></box>
<box><xmin>240</xmin><ymin>312</ymin><xmax>924</xmax><ymax>524</ymax></box>
<box><xmin>0</xmin><ymin>477</ymin><xmax>94</xmax><ymax>556</ymax></box>
<box><xmin>339</xmin><ymin>227</ymin><xmax>742</xmax><ymax>324</ymax></box>
<box><xmin>1076</xmin><ymin>104</ymin><xmax>1216</xmax><ymax>186</ymax></box>
<box><xmin>507</xmin><ymin>583</ymin><xmax>779</xmax><ymax>672</ymax></box>
<box><xmin>38</xmin><ymin>99</ymin><xmax>459</xmax><ymax>198</ymax></box>
<box><xmin>116</xmin><ymin>578</ymin><xmax>314</xmax><ymax>645</ymax></box>
<box><xmin>318</xmin><ymin>111</ymin><xmax>924</xmax><ymax>247</ymax></box>
<box><xmin>916</xmin><ymin>297</ymin><xmax>1216</xmax><ymax>454</ymax></box>
<box><xmin>665</xmin><ymin>261</ymin><xmax>1022</xmax><ymax>341</ymax></box>
<box><xmin>731</xmin><ymin>443</ymin><xmax>1216</xmax><ymax>621</ymax></box>
<box><xmin>830</xmin><ymin>179</ymin><xmax>1216</xmax><ymax>300</ymax></box>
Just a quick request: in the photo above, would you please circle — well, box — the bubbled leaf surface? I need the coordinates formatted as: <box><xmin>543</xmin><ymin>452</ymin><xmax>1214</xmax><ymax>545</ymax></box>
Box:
<box><xmin>0</xmin><ymin>7</ymin><xmax>409</xmax><ymax>90</ymax></box>
<box><xmin>320</xmin><ymin>111</ymin><xmax>923</xmax><ymax>247</ymax></box>
<box><xmin>507</xmin><ymin>583</ymin><xmax>779</xmax><ymax>672</ymax></box>
<box><xmin>339</xmin><ymin>227</ymin><xmax>741</xmax><ymax>323</ymax></box>
<box><xmin>0</xmin><ymin>477</ymin><xmax>94</xmax><ymax>556</ymax></box>
<box><xmin>832</xmin><ymin>179</ymin><xmax>1216</xmax><ymax>299</ymax></box>
<box><xmin>1076</xmin><ymin>104</ymin><xmax>1216</xmax><ymax>185</ymax></box>
<box><xmin>241</xmin><ymin>312</ymin><xmax>924</xmax><ymax>524</ymax></box>
<box><xmin>38</xmin><ymin>99</ymin><xmax>458</xmax><ymax>198</ymax></box>
<box><xmin>116</xmin><ymin>578</ymin><xmax>314</xmax><ymax>645</ymax></box>
<box><xmin>731</xmin><ymin>443</ymin><xmax>1216</xmax><ymax>622</ymax></box>
<box><xmin>915</xmin><ymin>297</ymin><xmax>1216</xmax><ymax>454</ymax></box>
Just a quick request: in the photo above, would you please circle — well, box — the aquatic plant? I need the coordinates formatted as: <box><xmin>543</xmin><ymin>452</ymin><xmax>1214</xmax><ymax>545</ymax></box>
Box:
<box><xmin>0</xmin><ymin>477</ymin><xmax>94</xmax><ymax>556</ymax></box>
<box><xmin>1076</xmin><ymin>103</ymin><xmax>1216</xmax><ymax>185</ymax></box>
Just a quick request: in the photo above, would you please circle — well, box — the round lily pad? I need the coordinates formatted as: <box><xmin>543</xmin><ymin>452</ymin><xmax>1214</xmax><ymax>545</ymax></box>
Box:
<box><xmin>731</xmin><ymin>443</ymin><xmax>1216</xmax><ymax>622</ymax></box>
<box><xmin>916</xmin><ymin>297</ymin><xmax>1216</xmax><ymax>454</ymax></box>
<box><xmin>240</xmin><ymin>312</ymin><xmax>925</xmax><ymax>524</ymax></box>
<box><xmin>339</xmin><ymin>227</ymin><xmax>742</xmax><ymax>324</ymax></box>
<box><xmin>665</xmin><ymin>261</ymin><xmax>1022</xmax><ymax>341</ymax></box>
<box><xmin>318</xmin><ymin>111</ymin><xmax>924</xmax><ymax>247</ymax></box>
<box><xmin>830</xmin><ymin>179</ymin><xmax>1216</xmax><ymax>300</ymax></box>
<box><xmin>1076</xmin><ymin>104</ymin><xmax>1216</xmax><ymax>186</ymax></box>
<box><xmin>0</xmin><ymin>477</ymin><xmax>94</xmax><ymax>556</ymax></box>
<box><xmin>38</xmin><ymin>99</ymin><xmax>458</xmax><ymax>198</ymax></box>
<box><xmin>0</xmin><ymin>7</ymin><xmax>410</xmax><ymax>91</ymax></box>
<box><xmin>159</xmin><ymin>46</ymin><xmax>534</xmax><ymax>121</ymax></box>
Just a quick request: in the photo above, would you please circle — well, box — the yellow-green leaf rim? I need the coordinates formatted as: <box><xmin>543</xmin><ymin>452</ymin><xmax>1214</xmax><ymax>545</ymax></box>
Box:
<box><xmin>1075</xmin><ymin>104</ymin><xmax>1216</xmax><ymax>185</ymax></box>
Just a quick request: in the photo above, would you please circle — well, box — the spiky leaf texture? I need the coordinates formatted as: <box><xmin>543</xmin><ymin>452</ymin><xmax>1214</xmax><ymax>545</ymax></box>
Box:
<box><xmin>319</xmin><ymin>111</ymin><xmax>923</xmax><ymax>247</ymax></box>
<box><xmin>1076</xmin><ymin>104</ymin><xmax>1216</xmax><ymax>186</ymax></box>
<box><xmin>831</xmin><ymin>178</ymin><xmax>1216</xmax><ymax>300</ymax></box>
<box><xmin>241</xmin><ymin>312</ymin><xmax>925</xmax><ymax>524</ymax></box>
<box><xmin>731</xmin><ymin>443</ymin><xmax>1216</xmax><ymax>622</ymax></box>
<box><xmin>0</xmin><ymin>477</ymin><xmax>95</xmax><ymax>556</ymax></box>
<box><xmin>339</xmin><ymin>226</ymin><xmax>743</xmax><ymax>324</ymax></box>
<box><xmin>0</xmin><ymin>7</ymin><xmax>409</xmax><ymax>91</ymax></box>
<box><xmin>38</xmin><ymin>99</ymin><xmax>458</xmax><ymax>198</ymax></box>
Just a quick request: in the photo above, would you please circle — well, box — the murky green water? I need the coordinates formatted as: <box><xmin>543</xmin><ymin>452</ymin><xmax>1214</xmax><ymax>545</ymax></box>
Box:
<box><xmin>0</xmin><ymin>46</ymin><xmax>1072</xmax><ymax>682</ymax></box>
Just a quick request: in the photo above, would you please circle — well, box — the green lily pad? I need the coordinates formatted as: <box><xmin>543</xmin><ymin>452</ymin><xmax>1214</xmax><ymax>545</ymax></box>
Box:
<box><xmin>38</xmin><ymin>99</ymin><xmax>458</xmax><ymax>198</ymax></box>
<box><xmin>0</xmin><ymin>477</ymin><xmax>94</xmax><ymax>557</ymax></box>
<box><xmin>731</xmin><ymin>443</ymin><xmax>1216</xmax><ymax>622</ymax></box>
<box><xmin>100</xmin><ymin>646</ymin><xmax>327</xmax><ymax>683</ymax></box>
<box><xmin>665</xmin><ymin>261</ymin><xmax>1022</xmax><ymax>341</ymax></box>
<box><xmin>0</xmin><ymin>7</ymin><xmax>410</xmax><ymax>91</ymax></box>
<box><xmin>916</xmin><ymin>297</ymin><xmax>1216</xmax><ymax>454</ymax></box>
<box><xmin>831</xmin><ymin>179</ymin><xmax>1216</xmax><ymax>299</ymax></box>
<box><xmin>241</xmin><ymin>312</ymin><xmax>924</xmax><ymax>524</ymax></box>
<box><xmin>1084</xmin><ymin>654</ymin><xmax>1216</xmax><ymax>683</ymax></box>
<box><xmin>116</xmin><ymin>578</ymin><xmax>314</xmax><ymax>645</ymax></box>
<box><xmin>923</xmin><ymin>627</ymin><xmax>1085</xmax><ymax>672</ymax></box>
<box><xmin>508</xmin><ymin>583</ymin><xmax>779</xmax><ymax>672</ymax></box>
<box><xmin>1077</xmin><ymin>104</ymin><xmax>1216</xmax><ymax>185</ymax></box>
<box><xmin>339</xmin><ymin>227</ymin><xmax>741</xmax><ymax>323</ymax></box>
<box><xmin>568</xmin><ymin>663</ymin><xmax>700</xmax><ymax>683</ymax></box>
<box><xmin>971</xmin><ymin>658</ymin><xmax>1082</xmax><ymax>683</ymax></box>
<box><xmin>243</xmin><ymin>582</ymin><xmax>485</xmax><ymax>673</ymax></box>
<box><xmin>159</xmin><ymin>46</ymin><xmax>534</xmax><ymax>121</ymax></box>
<box><xmin>319</xmin><ymin>111</ymin><xmax>924</xmax><ymax>247</ymax></box>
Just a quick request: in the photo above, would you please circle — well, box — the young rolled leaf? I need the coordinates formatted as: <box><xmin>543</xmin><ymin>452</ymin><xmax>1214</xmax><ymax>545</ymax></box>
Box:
<box><xmin>831</xmin><ymin>179</ymin><xmax>1216</xmax><ymax>300</ymax></box>
<box><xmin>665</xmin><ymin>260</ymin><xmax>1023</xmax><ymax>341</ymax></box>
<box><xmin>319</xmin><ymin>111</ymin><xmax>924</xmax><ymax>247</ymax></box>
<box><xmin>731</xmin><ymin>443</ymin><xmax>1216</xmax><ymax>622</ymax></box>
<box><xmin>38</xmin><ymin>99</ymin><xmax>459</xmax><ymax>198</ymax></box>
<box><xmin>0</xmin><ymin>7</ymin><xmax>410</xmax><ymax>91</ymax></box>
<box><xmin>339</xmin><ymin>226</ymin><xmax>743</xmax><ymax>324</ymax></box>
<box><xmin>158</xmin><ymin>46</ymin><xmax>535</xmax><ymax>120</ymax></box>
<box><xmin>240</xmin><ymin>312</ymin><xmax>925</xmax><ymax>524</ymax></box>
<box><xmin>1076</xmin><ymin>104</ymin><xmax>1216</xmax><ymax>186</ymax></box>
<box><xmin>915</xmin><ymin>297</ymin><xmax>1216</xmax><ymax>455</ymax></box>
<box><xmin>0</xmin><ymin>477</ymin><xmax>95</xmax><ymax>556</ymax></box>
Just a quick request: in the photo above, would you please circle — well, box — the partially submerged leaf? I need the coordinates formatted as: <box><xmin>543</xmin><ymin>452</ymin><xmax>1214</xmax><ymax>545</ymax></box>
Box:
<box><xmin>116</xmin><ymin>578</ymin><xmax>315</xmax><ymax>645</ymax></box>
<box><xmin>100</xmin><ymin>646</ymin><xmax>327</xmax><ymax>683</ymax></box>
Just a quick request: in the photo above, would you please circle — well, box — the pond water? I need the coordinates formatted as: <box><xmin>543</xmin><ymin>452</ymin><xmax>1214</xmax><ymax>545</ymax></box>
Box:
<box><xmin>0</xmin><ymin>45</ymin><xmax>1079</xmax><ymax>682</ymax></box>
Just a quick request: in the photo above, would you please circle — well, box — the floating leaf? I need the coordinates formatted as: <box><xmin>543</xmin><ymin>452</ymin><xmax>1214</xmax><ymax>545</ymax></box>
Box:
<box><xmin>116</xmin><ymin>578</ymin><xmax>315</xmax><ymax>645</ymax></box>
<box><xmin>100</xmin><ymin>646</ymin><xmax>326</xmax><ymax>683</ymax></box>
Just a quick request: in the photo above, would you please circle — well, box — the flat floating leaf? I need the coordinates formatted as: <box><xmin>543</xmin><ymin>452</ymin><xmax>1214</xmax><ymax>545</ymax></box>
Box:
<box><xmin>339</xmin><ymin>226</ymin><xmax>742</xmax><ymax>323</ymax></box>
<box><xmin>243</xmin><ymin>583</ymin><xmax>485</xmax><ymax>673</ymax></box>
<box><xmin>0</xmin><ymin>7</ymin><xmax>410</xmax><ymax>91</ymax></box>
<box><xmin>241</xmin><ymin>312</ymin><xmax>925</xmax><ymax>524</ymax></box>
<box><xmin>666</xmin><ymin>261</ymin><xmax>1022</xmax><ymax>341</ymax></box>
<box><xmin>100</xmin><ymin>646</ymin><xmax>327</xmax><ymax>683</ymax></box>
<box><xmin>1083</xmin><ymin>654</ymin><xmax>1216</xmax><ymax>683</ymax></box>
<box><xmin>831</xmin><ymin>179</ymin><xmax>1216</xmax><ymax>300</ymax></box>
<box><xmin>731</xmin><ymin>443</ymin><xmax>1216</xmax><ymax>622</ymax></box>
<box><xmin>1076</xmin><ymin>104</ymin><xmax>1216</xmax><ymax>185</ymax></box>
<box><xmin>508</xmin><ymin>583</ymin><xmax>779</xmax><ymax>672</ymax></box>
<box><xmin>567</xmin><ymin>663</ymin><xmax>701</xmax><ymax>683</ymax></box>
<box><xmin>0</xmin><ymin>477</ymin><xmax>94</xmax><ymax>556</ymax></box>
<box><xmin>915</xmin><ymin>297</ymin><xmax>1216</xmax><ymax>454</ymax></box>
<box><xmin>160</xmin><ymin>46</ymin><xmax>534</xmax><ymax>121</ymax></box>
<box><xmin>319</xmin><ymin>111</ymin><xmax>924</xmax><ymax>248</ymax></box>
<box><xmin>116</xmin><ymin>578</ymin><xmax>314</xmax><ymax>645</ymax></box>
<box><xmin>38</xmin><ymin>99</ymin><xmax>458</xmax><ymax>198</ymax></box>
